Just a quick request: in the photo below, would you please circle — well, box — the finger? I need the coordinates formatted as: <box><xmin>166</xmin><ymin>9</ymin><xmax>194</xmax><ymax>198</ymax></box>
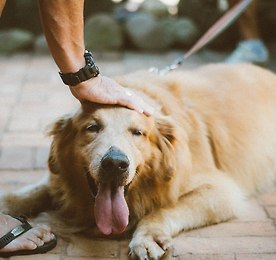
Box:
<box><xmin>120</xmin><ymin>98</ymin><xmax>144</xmax><ymax>114</ymax></box>
<box><xmin>103</xmin><ymin>80</ymin><xmax>154</xmax><ymax>115</ymax></box>
<box><xmin>118</xmin><ymin>94</ymin><xmax>145</xmax><ymax>114</ymax></box>
<box><xmin>120</xmin><ymin>90</ymin><xmax>154</xmax><ymax>116</ymax></box>
<box><xmin>141</xmin><ymin>104</ymin><xmax>154</xmax><ymax>116</ymax></box>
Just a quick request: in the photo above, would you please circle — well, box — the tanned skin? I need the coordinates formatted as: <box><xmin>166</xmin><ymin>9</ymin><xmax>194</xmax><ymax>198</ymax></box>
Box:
<box><xmin>38</xmin><ymin>0</ymin><xmax>153</xmax><ymax>115</ymax></box>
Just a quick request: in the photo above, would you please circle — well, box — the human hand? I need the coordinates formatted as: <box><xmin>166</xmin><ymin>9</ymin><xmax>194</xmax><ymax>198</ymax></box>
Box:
<box><xmin>69</xmin><ymin>75</ymin><xmax>154</xmax><ymax>116</ymax></box>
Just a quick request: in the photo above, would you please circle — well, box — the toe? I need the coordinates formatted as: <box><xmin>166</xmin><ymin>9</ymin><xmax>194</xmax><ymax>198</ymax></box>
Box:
<box><xmin>42</xmin><ymin>232</ymin><xmax>56</xmax><ymax>243</ymax></box>
<box><xmin>30</xmin><ymin>225</ymin><xmax>55</xmax><ymax>243</ymax></box>
<box><xmin>2</xmin><ymin>237</ymin><xmax>38</xmax><ymax>252</ymax></box>
<box><xmin>0</xmin><ymin>216</ymin><xmax>55</xmax><ymax>254</ymax></box>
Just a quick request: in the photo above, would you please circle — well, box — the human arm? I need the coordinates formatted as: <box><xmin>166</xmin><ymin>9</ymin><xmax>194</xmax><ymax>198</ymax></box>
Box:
<box><xmin>38</xmin><ymin>0</ymin><xmax>153</xmax><ymax>115</ymax></box>
<box><xmin>0</xmin><ymin>0</ymin><xmax>6</xmax><ymax>17</ymax></box>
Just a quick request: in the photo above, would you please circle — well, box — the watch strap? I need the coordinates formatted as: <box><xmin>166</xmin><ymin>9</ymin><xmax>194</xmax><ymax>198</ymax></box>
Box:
<box><xmin>59</xmin><ymin>50</ymin><xmax>100</xmax><ymax>86</ymax></box>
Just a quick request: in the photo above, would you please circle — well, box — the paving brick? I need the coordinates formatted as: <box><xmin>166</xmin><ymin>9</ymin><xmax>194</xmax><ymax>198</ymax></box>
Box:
<box><xmin>0</xmin><ymin>115</ymin><xmax>8</xmax><ymax>134</ymax></box>
<box><xmin>0</xmin><ymin>96</ymin><xmax>16</xmax><ymax>108</ymax></box>
<box><xmin>185</xmin><ymin>221</ymin><xmax>276</xmax><ymax>237</ymax></box>
<box><xmin>66</xmin><ymin>236</ymin><xmax>119</xmax><ymax>258</ymax></box>
<box><xmin>259</xmin><ymin>191</ymin><xmax>276</xmax><ymax>206</ymax></box>
<box><xmin>236</xmin><ymin>253</ymin><xmax>276</xmax><ymax>260</ymax></box>
<box><xmin>178</xmin><ymin>254</ymin><xmax>235</xmax><ymax>260</ymax></box>
<box><xmin>0</xmin><ymin>82</ymin><xmax>21</xmax><ymax>96</ymax></box>
<box><xmin>12</xmin><ymin>104</ymin><xmax>54</xmax><ymax>118</ymax></box>
<box><xmin>63</xmin><ymin>257</ymin><xmax>108</xmax><ymax>260</ymax></box>
<box><xmin>20</xmin><ymin>91</ymin><xmax>49</xmax><ymax>104</ymax></box>
<box><xmin>1</xmin><ymin>133</ymin><xmax>50</xmax><ymax>147</ymax></box>
<box><xmin>0</xmin><ymin>170</ymin><xmax>48</xmax><ymax>193</ymax></box>
<box><xmin>23</xmin><ymin>82</ymin><xmax>61</xmax><ymax>94</ymax></box>
<box><xmin>173</xmin><ymin>237</ymin><xmax>276</xmax><ymax>255</ymax></box>
<box><xmin>9</xmin><ymin>254</ymin><xmax>60</xmax><ymax>260</ymax></box>
<box><xmin>8</xmin><ymin>117</ymin><xmax>41</xmax><ymax>132</ymax></box>
<box><xmin>35</xmin><ymin>146</ymin><xmax>50</xmax><ymax>169</ymax></box>
<box><xmin>0</xmin><ymin>103</ymin><xmax>13</xmax><ymax>116</ymax></box>
<box><xmin>0</xmin><ymin>146</ymin><xmax>34</xmax><ymax>169</ymax></box>
<box><xmin>119</xmin><ymin>240</ymin><xmax>130</xmax><ymax>260</ymax></box>
<box><xmin>265</xmin><ymin>206</ymin><xmax>276</xmax><ymax>219</ymax></box>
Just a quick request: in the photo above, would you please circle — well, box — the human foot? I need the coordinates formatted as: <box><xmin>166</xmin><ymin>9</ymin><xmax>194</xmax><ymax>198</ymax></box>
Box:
<box><xmin>0</xmin><ymin>213</ymin><xmax>56</xmax><ymax>256</ymax></box>
<box><xmin>225</xmin><ymin>39</ymin><xmax>269</xmax><ymax>65</ymax></box>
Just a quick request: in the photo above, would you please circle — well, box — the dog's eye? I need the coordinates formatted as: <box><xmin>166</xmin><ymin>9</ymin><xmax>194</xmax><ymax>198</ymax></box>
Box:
<box><xmin>131</xmin><ymin>129</ymin><xmax>143</xmax><ymax>136</ymax></box>
<box><xmin>86</xmin><ymin>123</ymin><xmax>101</xmax><ymax>133</ymax></box>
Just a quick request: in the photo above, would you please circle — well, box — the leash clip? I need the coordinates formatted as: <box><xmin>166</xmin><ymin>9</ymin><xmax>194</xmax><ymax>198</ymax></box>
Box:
<box><xmin>149</xmin><ymin>0</ymin><xmax>252</xmax><ymax>74</ymax></box>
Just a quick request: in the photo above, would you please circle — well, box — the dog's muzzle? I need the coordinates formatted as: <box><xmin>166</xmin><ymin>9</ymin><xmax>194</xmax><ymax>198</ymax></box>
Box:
<box><xmin>99</xmin><ymin>146</ymin><xmax>130</xmax><ymax>186</ymax></box>
<box><xmin>85</xmin><ymin>146</ymin><xmax>131</xmax><ymax>235</ymax></box>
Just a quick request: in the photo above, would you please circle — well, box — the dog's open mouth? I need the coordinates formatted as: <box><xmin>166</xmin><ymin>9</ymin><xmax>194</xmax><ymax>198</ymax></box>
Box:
<box><xmin>86</xmin><ymin>171</ymin><xmax>129</xmax><ymax>235</ymax></box>
<box><xmin>94</xmin><ymin>182</ymin><xmax>129</xmax><ymax>235</ymax></box>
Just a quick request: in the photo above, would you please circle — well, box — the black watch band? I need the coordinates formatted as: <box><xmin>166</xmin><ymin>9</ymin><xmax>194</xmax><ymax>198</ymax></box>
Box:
<box><xmin>59</xmin><ymin>50</ymin><xmax>100</xmax><ymax>86</ymax></box>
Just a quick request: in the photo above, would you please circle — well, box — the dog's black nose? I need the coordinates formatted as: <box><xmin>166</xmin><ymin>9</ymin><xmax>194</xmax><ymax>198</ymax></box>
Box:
<box><xmin>100</xmin><ymin>146</ymin><xmax>130</xmax><ymax>175</ymax></box>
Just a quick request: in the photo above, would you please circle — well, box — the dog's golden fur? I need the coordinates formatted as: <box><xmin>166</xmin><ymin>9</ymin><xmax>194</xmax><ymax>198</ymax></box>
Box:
<box><xmin>1</xmin><ymin>64</ymin><xmax>276</xmax><ymax>259</ymax></box>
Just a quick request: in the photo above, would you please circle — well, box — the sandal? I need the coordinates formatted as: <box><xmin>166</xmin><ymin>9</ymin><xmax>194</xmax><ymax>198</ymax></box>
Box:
<box><xmin>0</xmin><ymin>216</ymin><xmax>57</xmax><ymax>258</ymax></box>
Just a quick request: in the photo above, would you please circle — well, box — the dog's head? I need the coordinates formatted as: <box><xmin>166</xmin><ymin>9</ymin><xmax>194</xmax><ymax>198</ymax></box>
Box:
<box><xmin>49</xmin><ymin>102</ymin><xmax>177</xmax><ymax>235</ymax></box>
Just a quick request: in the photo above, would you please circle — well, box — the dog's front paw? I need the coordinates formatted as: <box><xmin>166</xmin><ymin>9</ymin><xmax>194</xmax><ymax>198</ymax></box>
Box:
<box><xmin>129</xmin><ymin>231</ymin><xmax>172</xmax><ymax>260</ymax></box>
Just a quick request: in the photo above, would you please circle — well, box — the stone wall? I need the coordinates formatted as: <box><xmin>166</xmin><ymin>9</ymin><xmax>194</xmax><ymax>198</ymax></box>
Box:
<box><xmin>178</xmin><ymin>0</ymin><xmax>276</xmax><ymax>48</ymax></box>
<box><xmin>0</xmin><ymin>0</ymin><xmax>275</xmax><ymax>53</ymax></box>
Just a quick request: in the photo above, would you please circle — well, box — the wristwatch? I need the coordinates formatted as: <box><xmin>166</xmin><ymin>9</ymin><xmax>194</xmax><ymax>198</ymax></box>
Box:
<box><xmin>59</xmin><ymin>50</ymin><xmax>100</xmax><ymax>86</ymax></box>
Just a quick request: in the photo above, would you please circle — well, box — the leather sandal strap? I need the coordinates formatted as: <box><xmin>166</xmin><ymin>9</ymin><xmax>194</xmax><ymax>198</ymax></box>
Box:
<box><xmin>0</xmin><ymin>216</ymin><xmax>32</xmax><ymax>249</ymax></box>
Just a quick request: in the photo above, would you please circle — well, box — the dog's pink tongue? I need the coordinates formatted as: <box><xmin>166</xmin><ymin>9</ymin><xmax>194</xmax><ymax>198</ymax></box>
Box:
<box><xmin>94</xmin><ymin>183</ymin><xmax>129</xmax><ymax>235</ymax></box>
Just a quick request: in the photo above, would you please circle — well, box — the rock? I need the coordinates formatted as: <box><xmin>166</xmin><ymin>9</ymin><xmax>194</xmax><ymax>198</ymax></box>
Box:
<box><xmin>258</xmin><ymin>0</ymin><xmax>276</xmax><ymax>42</ymax></box>
<box><xmin>0</xmin><ymin>0</ymin><xmax>42</xmax><ymax>35</ymax></box>
<box><xmin>84</xmin><ymin>14</ymin><xmax>123</xmax><ymax>51</ymax></box>
<box><xmin>0</xmin><ymin>29</ymin><xmax>34</xmax><ymax>53</ymax></box>
<box><xmin>140</xmin><ymin>0</ymin><xmax>169</xmax><ymax>18</ymax></box>
<box><xmin>177</xmin><ymin>0</ymin><xmax>238</xmax><ymax>49</ymax></box>
<box><xmin>172</xmin><ymin>18</ymin><xmax>200</xmax><ymax>46</ymax></box>
<box><xmin>161</xmin><ymin>17</ymin><xmax>200</xmax><ymax>47</ymax></box>
<box><xmin>178</xmin><ymin>0</ymin><xmax>221</xmax><ymax>32</ymax></box>
<box><xmin>84</xmin><ymin>0</ymin><xmax>116</xmax><ymax>16</ymax></box>
<box><xmin>125</xmin><ymin>12</ymin><xmax>173</xmax><ymax>51</ymax></box>
<box><xmin>34</xmin><ymin>35</ymin><xmax>50</xmax><ymax>54</ymax></box>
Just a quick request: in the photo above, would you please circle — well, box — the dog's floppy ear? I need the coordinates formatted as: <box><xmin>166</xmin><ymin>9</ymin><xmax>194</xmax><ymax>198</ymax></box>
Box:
<box><xmin>156</xmin><ymin>115</ymin><xmax>176</xmax><ymax>144</ymax></box>
<box><xmin>48</xmin><ymin>145</ymin><xmax>60</xmax><ymax>175</ymax></box>
<box><xmin>47</xmin><ymin>114</ymin><xmax>73</xmax><ymax>137</ymax></box>
<box><xmin>154</xmin><ymin>115</ymin><xmax>177</xmax><ymax>181</ymax></box>
<box><xmin>47</xmin><ymin>115</ymin><xmax>74</xmax><ymax>175</ymax></box>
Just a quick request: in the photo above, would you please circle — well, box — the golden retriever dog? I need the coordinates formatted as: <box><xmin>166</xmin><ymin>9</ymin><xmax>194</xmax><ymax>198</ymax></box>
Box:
<box><xmin>1</xmin><ymin>63</ymin><xmax>276</xmax><ymax>259</ymax></box>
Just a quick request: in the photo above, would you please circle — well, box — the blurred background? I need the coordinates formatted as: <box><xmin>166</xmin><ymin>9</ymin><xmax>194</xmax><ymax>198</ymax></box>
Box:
<box><xmin>0</xmin><ymin>0</ymin><xmax>275</xmax><ymax>55</ymax></box>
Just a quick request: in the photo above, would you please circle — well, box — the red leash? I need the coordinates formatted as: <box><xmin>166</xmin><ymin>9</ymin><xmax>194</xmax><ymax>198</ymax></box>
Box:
<box><xmin>157</xmin><ymin>0</ymin><xmax>253</xmax><ymax>74</ymax></box>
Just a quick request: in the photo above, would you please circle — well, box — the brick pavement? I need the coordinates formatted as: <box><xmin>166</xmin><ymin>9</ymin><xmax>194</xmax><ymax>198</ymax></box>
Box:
<box><xmin>0</xmin><ymin>50</ymin><xmax>276</xmax><ymax>259</ymax></box>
